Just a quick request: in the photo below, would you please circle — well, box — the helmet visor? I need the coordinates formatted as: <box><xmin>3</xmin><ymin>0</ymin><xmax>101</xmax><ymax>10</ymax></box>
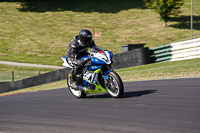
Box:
<box><xmin>82</xmin><ymin>36</ymin><xmax>92</xmax><ymax>45</ymax></box>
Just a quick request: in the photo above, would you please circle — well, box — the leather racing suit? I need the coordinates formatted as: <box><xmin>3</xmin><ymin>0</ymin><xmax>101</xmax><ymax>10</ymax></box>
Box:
<box><xmin>66</xmin><ymin>35</ymin><xmax>100</xmax><ymax>80</ymax></box>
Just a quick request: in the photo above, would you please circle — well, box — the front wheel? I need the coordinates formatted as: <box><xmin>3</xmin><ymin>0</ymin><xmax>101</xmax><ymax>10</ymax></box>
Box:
<box><xmin>106</xmin><ymin>71</ymin><xmax>124</xmax><ymax>98</ymax></box>
<box><xmin>67</xmin><ymin>74</ymin><xmax>87</xmax><ymax>98</ymax></box>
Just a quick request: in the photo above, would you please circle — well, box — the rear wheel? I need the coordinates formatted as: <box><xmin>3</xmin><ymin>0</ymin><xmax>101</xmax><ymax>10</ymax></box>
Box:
<box><xmin>106</xmin><ymin>71</ymin><xmax>124</xmax><ymax>98</ymax></box>
<box><xmin>67</xmin><ymin>74</ymin><xmax>87</xmax><ymax>98</ymax></box>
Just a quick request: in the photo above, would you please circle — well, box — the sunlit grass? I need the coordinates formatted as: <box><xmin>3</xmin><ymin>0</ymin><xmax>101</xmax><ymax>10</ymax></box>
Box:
<box><xmin>0</xmin><ymin>0</ymin><xmax>200</xmax><ymax>66</ymax></box>
<box><xmin>0</xmin><ymin>64</ymin><xmax>56</xmax><ymax>82</ymax></box>
<box><xmin>116</xmin><ymin>58</ymin><xmax>200</xmax><ymax>81</ymax></box>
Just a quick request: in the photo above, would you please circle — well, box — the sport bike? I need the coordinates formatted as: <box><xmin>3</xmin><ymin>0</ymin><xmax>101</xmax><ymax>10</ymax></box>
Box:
<box><xmin>62</xmin><ymin>46</ymin><xmax>124</xmax><ymax>98</ymax></box>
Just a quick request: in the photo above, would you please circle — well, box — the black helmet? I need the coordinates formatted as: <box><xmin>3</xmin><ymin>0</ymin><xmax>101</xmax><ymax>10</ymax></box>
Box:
<box><xmin>79</xmin><ymin>29</ymin><xmax>92</xmax><ymax>46</ymax></box>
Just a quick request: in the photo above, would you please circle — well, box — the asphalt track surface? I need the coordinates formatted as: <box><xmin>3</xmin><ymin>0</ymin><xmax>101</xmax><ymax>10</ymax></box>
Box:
<box><xmin>0</xmin><ymin>77</ymin><xmax>200</xmax><ymax>133</ymax></box>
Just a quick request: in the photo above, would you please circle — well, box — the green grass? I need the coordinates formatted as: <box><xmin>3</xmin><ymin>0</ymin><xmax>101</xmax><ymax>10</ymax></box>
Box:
<box><xmin>0</xmin><ymin>64</ymin><xmax>56</xmax><ymax>82</ymax></box>
<box><xmin>0</xmin><ymin>80</ymin><xmax>67</xmax><ymax>96</ymax></box>
<box><xmin>116</xmin><ymin>58</ymin><xmax>200</xmax><ymax>81</ymax></box>
<box><xmin>1</xmin><ymin>58</ymin><xmax>200</xmax><ymax>96</ymax></box>
<box><xmin>0</xmin><ymin>0</ymin><xmax>200</xmax><ymax>66</ymax></box>
<box><xmin>0</xmin><ymin>71</ymin><xmax>39</xmax><ymax>82</ymax></box>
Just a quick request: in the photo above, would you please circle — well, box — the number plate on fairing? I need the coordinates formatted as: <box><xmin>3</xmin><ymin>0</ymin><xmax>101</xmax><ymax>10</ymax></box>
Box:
<box><xmin>83</xmin><ymin>71</ymin><xmax>97</xmax><ymax>84</ymax></box>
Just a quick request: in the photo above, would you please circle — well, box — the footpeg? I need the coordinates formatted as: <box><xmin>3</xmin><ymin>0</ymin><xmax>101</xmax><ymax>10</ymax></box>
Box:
<box><xmin>70</xmin><ymin>84</ymin><xmax>88</xmax><ymax>92</ymax></box>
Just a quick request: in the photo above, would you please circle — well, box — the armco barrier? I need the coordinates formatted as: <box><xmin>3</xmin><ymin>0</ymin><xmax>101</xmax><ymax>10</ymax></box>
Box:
<box><xmin>0</xmin><ymin>68</ymin><xmax>71</xmax><ymax>93</ymax></box>
<box><xmin>150</xmin><ymin>38</ymin><xmax>200</xmax><ymax>63</ymax></box>
<box><xmin>0</xmin><ymin>47</ymin><xmax>150</xmax><ymax>93</ymax></box>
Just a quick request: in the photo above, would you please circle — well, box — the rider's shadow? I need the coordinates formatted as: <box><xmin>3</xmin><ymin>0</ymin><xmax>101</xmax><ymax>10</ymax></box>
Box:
<box><xmin>86</xmin><ymin>90</ymin><xmax>157</xmax><ymax>99</ymax></box>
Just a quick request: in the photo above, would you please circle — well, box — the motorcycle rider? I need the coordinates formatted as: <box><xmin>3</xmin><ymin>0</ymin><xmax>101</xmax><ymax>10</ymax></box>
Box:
<box><xmin>66</xmin><ymin>29</ymin><xmax>100</xmax><ymax>90</ymax></box>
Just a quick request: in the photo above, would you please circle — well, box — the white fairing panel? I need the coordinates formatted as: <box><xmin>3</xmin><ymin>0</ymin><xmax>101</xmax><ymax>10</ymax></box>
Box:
<box><xmin>62</xmin><ymin>56</ymin><xmax>72</xmax><ymax>68</ymax></box>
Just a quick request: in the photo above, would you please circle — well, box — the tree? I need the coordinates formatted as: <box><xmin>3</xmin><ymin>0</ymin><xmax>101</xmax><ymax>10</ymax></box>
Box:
<box><xmin>144</xmin><ymin>0</ymin><xmax>184</xmax><ymax>26</ymax></box>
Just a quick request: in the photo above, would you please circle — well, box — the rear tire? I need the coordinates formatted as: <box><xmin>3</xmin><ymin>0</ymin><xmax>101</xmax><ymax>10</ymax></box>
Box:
<box><xmin>106</xmin><ymin>71</ymin><xmax>124</xmax><ymax>98</ymax></box>
<box><xmin>67</xmin><ymin>74</ymin><xmax>87</xmax><ymax>98</ymax></box>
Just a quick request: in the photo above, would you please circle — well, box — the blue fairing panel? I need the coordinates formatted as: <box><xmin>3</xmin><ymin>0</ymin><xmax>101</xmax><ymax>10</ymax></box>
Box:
<box><xmin>83</xmin><ymin>80</ymin><xmax>87</xmax><ymax>86</ymax></box>
<box><xmin>91</xmin><ymin>57</ymin><xmax>107</xmax><ymax>66</ymax></box>
<box><xmin>103</xmin><ymin>69</ymin><xmax>113</xmax><ymax>75</ymax></box>
<box><xmin>89</xmin><ymin>66</ymin><xmax>102</xmax><ymax>71</ymax></box>
<box><xmin>103</xmin><ymin>75</ymin><xmax>109</xmax><ymax>81</ymax></box>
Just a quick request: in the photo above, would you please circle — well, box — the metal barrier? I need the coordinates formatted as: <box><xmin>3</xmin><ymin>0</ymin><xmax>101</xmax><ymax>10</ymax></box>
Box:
<box><xmin>150</xmin><ymin>38</ymin><xmax>200</xmax><ymax>63</ymax></box>
<box><xmin>0</xmin><ymin>68</ymin><xmax>70</xmax><ymax>93</ymax></box>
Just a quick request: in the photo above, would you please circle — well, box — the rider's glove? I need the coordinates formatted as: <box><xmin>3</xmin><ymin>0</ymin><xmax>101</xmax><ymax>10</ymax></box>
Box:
<box><xmin>77</xmin><ymin>57</ymin><xmax>91</xmax><ymax>66</ymax></box>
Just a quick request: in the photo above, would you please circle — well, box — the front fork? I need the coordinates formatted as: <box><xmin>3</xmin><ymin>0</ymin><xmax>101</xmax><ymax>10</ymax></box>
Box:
<box><xmin>101</xmin><ymin>69</ymin><xmax>113</xmax><ymax>87</ymax></box>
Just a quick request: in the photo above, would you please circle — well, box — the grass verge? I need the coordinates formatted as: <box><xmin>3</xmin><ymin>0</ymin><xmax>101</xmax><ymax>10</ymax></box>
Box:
<box><xmin>116</xmin><ymin>58</ymin><xmax>200</xmax><ymax>81</ymax></box>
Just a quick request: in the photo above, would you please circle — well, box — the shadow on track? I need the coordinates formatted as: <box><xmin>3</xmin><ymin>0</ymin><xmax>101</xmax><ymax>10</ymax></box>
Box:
<box><xmin>122</xmin><ymin>89</ymin><xmax>157</xmax><ymax>98</ymax></box>
<box><xmin>86</xmin><ymin>90</ymin><xmax>157</xmax><ymax>99</ymax></box>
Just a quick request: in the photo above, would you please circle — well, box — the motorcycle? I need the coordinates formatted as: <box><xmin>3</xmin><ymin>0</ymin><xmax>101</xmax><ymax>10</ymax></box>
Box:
<box><xmin>62</xmin><ymin>46</ymin><xmax>124</xmax><ymax>98</ymax></box>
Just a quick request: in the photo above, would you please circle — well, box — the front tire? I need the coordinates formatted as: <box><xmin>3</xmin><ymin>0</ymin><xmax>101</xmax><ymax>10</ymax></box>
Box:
<box><xmin>106</xmin><ymin>71</ymin><xmax>124</xmax><ymax>98</ymax></box>
<box><xmin>67</xmin><ymin>74</ymin><xmax>87</xmax><ymax>98</ymax></box>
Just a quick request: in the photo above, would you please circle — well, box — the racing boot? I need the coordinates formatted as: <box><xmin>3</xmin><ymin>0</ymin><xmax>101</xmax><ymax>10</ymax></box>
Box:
<box><xmin>70</xmin><ymin>82</ymin><xmax>88</xmax><ymax>92</ymax></box>
<box><xmin>70</xmin><ymin>74</ymin><xmax>89</xmax><ymax>91</ymax></box>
